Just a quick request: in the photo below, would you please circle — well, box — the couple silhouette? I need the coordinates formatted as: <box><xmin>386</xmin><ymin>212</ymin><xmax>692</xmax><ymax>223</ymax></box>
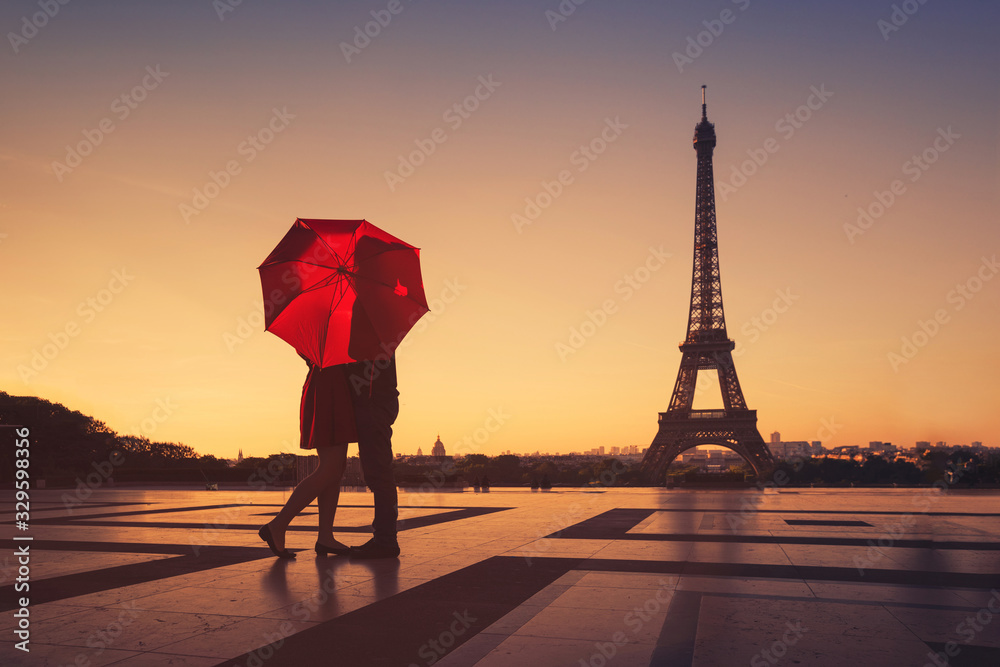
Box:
<box><xmin>258</xmin><ymin>234</ymin><xmax>407</xmax><ymax>560</ymax></box>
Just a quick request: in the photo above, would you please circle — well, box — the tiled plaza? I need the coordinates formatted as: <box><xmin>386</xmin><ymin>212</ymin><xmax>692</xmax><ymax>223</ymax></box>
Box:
<box><xmin>2</xmin><ymin>487</ymin><xmax>999</xmax><ymax>666</ymax></box>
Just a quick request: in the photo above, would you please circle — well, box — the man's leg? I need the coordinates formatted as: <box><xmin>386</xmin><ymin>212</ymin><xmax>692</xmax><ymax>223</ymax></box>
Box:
<box><xmin>355</xmin><ymin>391</ymin><xmax>400</xmax><ymax>548</ymax></box>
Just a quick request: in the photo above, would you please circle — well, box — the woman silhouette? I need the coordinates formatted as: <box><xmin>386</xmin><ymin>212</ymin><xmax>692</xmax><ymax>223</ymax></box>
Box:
<box><xmin>258</xmin><ymin>357</ymin><xmax>357</xmax><ymax>558</ymax></box>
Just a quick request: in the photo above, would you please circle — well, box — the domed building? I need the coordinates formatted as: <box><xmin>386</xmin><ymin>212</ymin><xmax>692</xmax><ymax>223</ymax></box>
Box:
<box><xmin>431</xmin><ymin>435</ymin><xmax>446</xmax><ymax>458</ymax></box>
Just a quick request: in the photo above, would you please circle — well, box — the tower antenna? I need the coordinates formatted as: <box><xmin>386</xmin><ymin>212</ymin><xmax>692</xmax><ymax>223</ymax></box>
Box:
<box><xmin>701</xmin><ymin>85</ymin><xmax>707</xmax><ymax>120</ymax></box>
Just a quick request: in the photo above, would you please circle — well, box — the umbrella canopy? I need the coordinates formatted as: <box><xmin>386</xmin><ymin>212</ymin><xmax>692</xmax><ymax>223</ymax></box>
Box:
<box><xmin>258</xmin><ymin>219</ymin><xmax>429</xmax><ymax>367</ymax></box>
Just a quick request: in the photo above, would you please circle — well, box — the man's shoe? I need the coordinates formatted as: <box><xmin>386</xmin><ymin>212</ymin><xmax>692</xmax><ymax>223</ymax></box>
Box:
<box><xmin>349</xmin><ymin>538</ymin><xmax>400</xmax><ymax>560</ymax></box>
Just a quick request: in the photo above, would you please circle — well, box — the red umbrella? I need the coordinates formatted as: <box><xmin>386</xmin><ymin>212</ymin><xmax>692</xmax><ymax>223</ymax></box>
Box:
<box><xmin>258</xmin><ymin>219</ymin><xmax>429</xmax><ymax>367</ymax></box>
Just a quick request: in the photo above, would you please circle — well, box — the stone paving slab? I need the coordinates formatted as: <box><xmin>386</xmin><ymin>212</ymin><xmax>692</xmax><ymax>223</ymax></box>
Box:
<box><xmin>2</xmin><ymin>488</ymin><xmax>999</xmax><ymax>666</ymax></box>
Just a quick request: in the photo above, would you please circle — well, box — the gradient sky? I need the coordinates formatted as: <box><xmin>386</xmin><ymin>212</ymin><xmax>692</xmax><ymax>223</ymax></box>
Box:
<box><xmin>2</xmin><ymin>0</ymin><xmax>997</xmax><ymax>459</ymax></box>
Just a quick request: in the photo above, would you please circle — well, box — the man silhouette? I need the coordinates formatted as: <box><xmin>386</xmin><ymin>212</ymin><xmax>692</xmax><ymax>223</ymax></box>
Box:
<box><xmin>345</xmin><ymin>355</ymin><xmax>400</xmax><ymax>559</ymax></box>
<box><xmin>343</xmin><ymin>234</ymin><xmax>404</xmax><ymax>559</ymax></box>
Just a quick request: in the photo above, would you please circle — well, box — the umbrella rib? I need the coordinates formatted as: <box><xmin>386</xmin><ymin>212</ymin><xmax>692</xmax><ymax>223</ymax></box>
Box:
<box><xmin>317</xmin><ymin>276</ymin><xmax>353</xmax><ymax>366</ymax></box>
<box><xmin>293</xmin><ymin>259</ymin><xmax>340</xmax><ymax>271</ymax></box>
<box><xmin>300</xmin><ymin>219</ymin><xmax>349</xmax><ymax>268</ymax></box>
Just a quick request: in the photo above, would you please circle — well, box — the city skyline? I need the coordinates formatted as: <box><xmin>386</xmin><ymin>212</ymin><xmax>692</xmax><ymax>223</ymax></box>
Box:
<box><xmin>2</xmin><ymin>1</ymin><xmax>998</xmax><ymax>459</ymax></box>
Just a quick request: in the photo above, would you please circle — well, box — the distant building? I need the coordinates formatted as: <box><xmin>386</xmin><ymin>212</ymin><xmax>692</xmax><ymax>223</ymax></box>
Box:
<box><xmin>868</xmin><ymin>442</ymin><xmax>896</xmax><ymax>455</ymax></box>
<box><xmin>416</xmin><ymin>447</ymin><xmax>423</xmax><ymax>457</ymax></box>
<box><xmin>237</xmin><ymin>449</ymin><xmax>243</xmax><ymax>464</ymax></box>
<box><xmin>680</xmin><ymin>449</ymin><xmax>746</xmax><ymax>472</ymax></box>
<box><xmin>770</xmin><ymin>440</ymin><xmax>812</xmax><ymax>460</ymax></box>
<box><xmin>770</xmin><ymin>431</ymin><xmax>781</xmax><ymax>444</ymax></box>
<box><xmin>431</xmin><ymin>435</ymin><xmax>446</xmax><ymax>458</ymax></box>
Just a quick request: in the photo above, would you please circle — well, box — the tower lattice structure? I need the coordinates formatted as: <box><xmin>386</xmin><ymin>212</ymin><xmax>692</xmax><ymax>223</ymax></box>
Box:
<box><xmin>641</xmin><ymin>87</ymin><xmax>775</xmax><ymax>483</ymax></box>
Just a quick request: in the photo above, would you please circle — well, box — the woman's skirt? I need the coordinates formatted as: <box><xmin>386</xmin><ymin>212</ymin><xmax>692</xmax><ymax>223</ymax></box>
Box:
<box><xmin>299</xmin><ymin>364</ymin><xmax>358</xmax><ymax>449</ymax></box>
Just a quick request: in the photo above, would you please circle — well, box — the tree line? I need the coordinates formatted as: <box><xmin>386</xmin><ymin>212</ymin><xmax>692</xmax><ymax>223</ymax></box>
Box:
<box><xmin>0</xmin><ymin>393</ymin><xmax>226</xmax><ymax>483</ymax></box>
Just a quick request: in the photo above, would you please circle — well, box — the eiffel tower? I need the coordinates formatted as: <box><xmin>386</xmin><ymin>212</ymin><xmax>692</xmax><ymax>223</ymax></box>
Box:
<box><xmin>641</xmin><ymin>87</ymin><xmax>775</xmax><ymax>483</ymax></box>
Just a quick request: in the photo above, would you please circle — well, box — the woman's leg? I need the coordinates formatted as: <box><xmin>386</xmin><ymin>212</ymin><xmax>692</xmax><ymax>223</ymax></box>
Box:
<box><xmin>266</xmin><ymin>448</ymin><xmax>342</xmax><ymax>550</ymax></box>
<box><xmin>317</xmin><ymin>446</ymin><xmax>348</xmax><ymax>547</ymax></box>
